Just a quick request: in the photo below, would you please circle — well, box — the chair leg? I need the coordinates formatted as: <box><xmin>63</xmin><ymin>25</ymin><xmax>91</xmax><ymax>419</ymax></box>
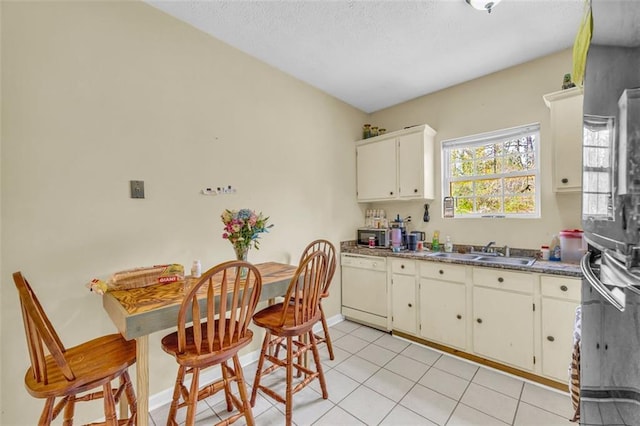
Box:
<box><xmin>318</xmin><ymin>302</ymin><xmax>334</xmax><ymax>360</ymax></box>
<box><xmin>167</xmin><ymin>366</ymin><xmax>185</xmax><ymax>425</ymax></box>
<box><xmin>185</xmin><ymin>367</ymin><xmax>200</xmax><ymax>426</ymax></box>
<box><xmin>285</xmin><ymin>336</ymin><xmax>294</xmax><ymax>426</ymax></box>
<box><xmin>103</xmin><ymin>381</ymin><xmax>118</xmax><ymax>426</ymax></box>
<box><xmin>221</xmin><ymin>360</ymin><xmax>234</xmax><ymax>412</ymax></box>
<box><xmin>122</xmin><ymin>370</ymin><xmax>137</xmax><ymax>425</ymax></box>
<box><xmin>39</xmin><ymin>397</ymin><xmax>55</xmax><ymax>425</ymax></box>
<box><xmin>62</xmin><ymin>395</ymin><xmax>75</xmax><ymax>426</ymax></box>
<box><xmin>309</xmin><ymin>331</ymin><xmax>328</xmax><ymax>399</ymax></box>
<box><xmin>250</xmin><ymin>331</ymin><xmax>271</xmax><ymax>407</ymax></box>
<box><xmin>232</xmin><ymin>354</ymin><xmax>255</xmax><ymax>426</ymax></box>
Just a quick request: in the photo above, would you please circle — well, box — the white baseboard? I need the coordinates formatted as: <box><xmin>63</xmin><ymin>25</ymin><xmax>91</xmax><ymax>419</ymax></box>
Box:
<box><xmin>148</xmin><ymin>314</ymin><xmax>345</xmax><ymax>412</ymax></box>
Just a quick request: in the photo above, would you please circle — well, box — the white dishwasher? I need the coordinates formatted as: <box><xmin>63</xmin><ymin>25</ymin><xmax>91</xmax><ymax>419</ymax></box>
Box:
<box><xmin>341</xmin><ymin>253</ymin><xmax>389</xmax><ymax>331</ymax></box>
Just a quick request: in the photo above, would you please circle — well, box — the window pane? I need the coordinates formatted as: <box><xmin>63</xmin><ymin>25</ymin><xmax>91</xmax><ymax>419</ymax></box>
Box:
<box><xmin>451</xmin><ymin>181</ymin><xmax>473</xmax><ymax>197</ymax></box>
<box><xmin>584</xmin><ymin>146</ymin><xmax>610</xmax><ymax>168</ymax></box>
<box><xmin>451</xmin><ymin>160</ymin><xmax>473</xmax><ymax>177</ymax></box>
<box><xmin>476</xmin><ymin>179</ymin><xmax>501</xmax><ymax>196</ymax></box>
<box><xmin>505</xmin><ymin>195</ymin><xmax>535</xmax><ymax>214</ymax></box>
<box><xmin>476</xmin><ymin>197</ymin><xmax>502</xmax><ymax>214</ymax></box>
<box><xmin>504</xmin><ymin>153</ymin><xmax>534</xmax><ymax>172</ymax></box>
<box><xmin>455</xmin><ymin>197</ymin><xmax>474</xmax><ymax>215</ymax></box>
<box><xmin>504</xmin><ymin>176</ymin><xmax>535</xmax><ymax>194</ymax></box>
<box><xmin>476</xmin><ymin>158</ymin><xmax>501</xmax><ymax>175</ymax></box>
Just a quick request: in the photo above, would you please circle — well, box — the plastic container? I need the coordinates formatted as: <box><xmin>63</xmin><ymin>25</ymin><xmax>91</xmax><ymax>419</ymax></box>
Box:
<box><xmin>191</xmin><ymin>260</ymin><xmax>202</xmax><ymax>278</ymax></box>
<box><xmin>559</xmin><ymin>229</ymin><xmax>584</xmax><ymax>264</ymax></box>
<box><xmin>541</xmin><ymin>245</ymin><xmax>550</xmax><ymax>260</ymax></box>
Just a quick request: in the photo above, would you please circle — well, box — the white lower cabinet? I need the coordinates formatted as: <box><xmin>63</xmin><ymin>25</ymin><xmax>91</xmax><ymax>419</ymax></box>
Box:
<box><xmin>540</xmin><ymin>276</ymin><xmax>581</xmax><ymax>382</ymax></box>
<box><xmin>419</xmin><ymin>263</ymin><xmax>467</xmax><ymax>349</ymax></box>
<box><xmin>472</xmin><ymin>268</ymin><xmax>535</xmax><ymax>371</ymax></box>
<box><xmin>391</xmin><ymin>259</ymin><xmax>417</xmax><ymax>334</ymax></box>
<box><xmin>375</xmin><ymin>254</ymin><xmax>582</xmax><ymax>384</ymax></box>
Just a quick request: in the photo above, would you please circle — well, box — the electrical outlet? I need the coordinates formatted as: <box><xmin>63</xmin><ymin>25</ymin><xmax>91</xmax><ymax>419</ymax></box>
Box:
<box><xmin>130</xmin><ymin>180</ymin><xmax>145</xmax><ymax>199</ymax></box>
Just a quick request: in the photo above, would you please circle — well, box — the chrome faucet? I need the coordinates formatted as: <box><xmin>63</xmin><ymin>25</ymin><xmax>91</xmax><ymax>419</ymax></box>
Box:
<box><xmin>482</xmin><ymin>241</ymin><xmax>496</xmax><ymax>253</ymax></box>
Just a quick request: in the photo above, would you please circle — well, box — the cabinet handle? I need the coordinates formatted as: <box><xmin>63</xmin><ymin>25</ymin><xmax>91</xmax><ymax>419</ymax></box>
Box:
<box><xmin>401</xmin><ymin>264</ymin><xmax>405</xmax><ymax>269</ymax></box>
<box><xmin>561</xmin><ymin>178</ymin><xmax>569</xmax><ymax>184</ymax></box>
<box><xmin>414</xmin><ymin>188</ymin><xmax>418</xmax><ymax>193</ymax></box>
<box><xmin>456</xmin><ymin>314</ymin><xmax>462</xmax><ymax>320</ymax></box>
<box><xmin>560</xmin><ymin>285</ymin><xmax>568</xmax><ymax>292</ymax></box>
<box><xmin>390</xmin><ymin>191</ymin><xmax>394</xmax><ymax>195</ymax></box>
<box><xmin>498</xmin><ymin>277</ymin><xmax>504</xmax><ymax>283</ymax></box>
<box><xmin>408</xmin><ymin>303</ymin><xmax>412</xmax><ymax>308</ymax></box>
<box><xmin>476</xmin><ymin>318</ymin><xmax>483</xmax><ymax>324</ymax></box>
<box><xmin>547</xmin><ymin>336</ymin><xmax>555</xmax><ymax>342</ymax></box>
<box><xmin>439</xmin><ymin>270</ymin><xmax>444</xmax><ymax>275</ymax></box>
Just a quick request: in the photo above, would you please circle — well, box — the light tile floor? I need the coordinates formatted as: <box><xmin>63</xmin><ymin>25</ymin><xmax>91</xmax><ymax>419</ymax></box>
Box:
<box><xmin>149</xmin><ymin>320</ymin><xmax>575</xmax><ymax>425</ymax></box>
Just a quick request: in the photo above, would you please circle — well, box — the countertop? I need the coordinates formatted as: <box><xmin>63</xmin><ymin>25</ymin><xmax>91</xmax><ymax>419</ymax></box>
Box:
<box><xmin>340</xmin><ymin>241</ymin><xmax>582</xmax><ymax>278</ymax></box>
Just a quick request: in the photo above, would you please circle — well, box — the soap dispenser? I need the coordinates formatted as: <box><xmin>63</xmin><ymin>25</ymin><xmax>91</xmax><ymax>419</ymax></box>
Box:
<box><xmin>444</xmin><ymin>236</ymin><xmax>453</xmax><ymax>253</ymax></box>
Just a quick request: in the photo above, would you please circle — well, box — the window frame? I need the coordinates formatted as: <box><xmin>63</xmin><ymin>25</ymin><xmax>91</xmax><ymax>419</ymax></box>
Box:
<box><xmin>441</xmin><ymin>123</ymin><xmax>541</xmax><ymax>219</ymax></box>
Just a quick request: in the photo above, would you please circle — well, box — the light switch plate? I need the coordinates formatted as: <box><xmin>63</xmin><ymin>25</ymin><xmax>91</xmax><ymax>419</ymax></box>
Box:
<box><xmin>130</xmin><ymin>180</ymin><xmax>145</xmax><ymax>199</ymax></box>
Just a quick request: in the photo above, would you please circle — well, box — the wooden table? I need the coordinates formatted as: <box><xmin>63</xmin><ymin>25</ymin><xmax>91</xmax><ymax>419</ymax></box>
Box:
<box><xmin>102</xmin><ymin>262</ymin><xmax>297</xmax><ymax>426</ymax></box>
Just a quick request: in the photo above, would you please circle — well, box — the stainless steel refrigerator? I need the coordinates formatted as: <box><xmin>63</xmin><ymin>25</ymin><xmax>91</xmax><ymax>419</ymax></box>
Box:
<box><xmin>580</xmin><ymin>1</ymin><xmax>640</xmax><ymax>424</ymax></box>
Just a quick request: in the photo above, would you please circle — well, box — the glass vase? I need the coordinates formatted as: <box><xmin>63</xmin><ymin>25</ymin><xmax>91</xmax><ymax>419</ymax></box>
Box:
<box><xmin>234</xmin><ymin>245</ymin><xmax>249</xmax><ymax>278</ymax></box>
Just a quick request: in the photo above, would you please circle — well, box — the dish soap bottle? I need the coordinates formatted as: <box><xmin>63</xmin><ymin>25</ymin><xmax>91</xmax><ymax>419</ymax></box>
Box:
<box><xmin>549</xmin><ymin>235</ymin><xmax>561</xmax><ymax>261</ymax></box>
<box><xmin>432</xmin><ymin>230</ymin><xmax>440</xmax><ymax>252</ymax></box>
<box><xmin>444</xmin><ymin>236</ymin><xmax>453</xmax><ymax>253</ymax></box>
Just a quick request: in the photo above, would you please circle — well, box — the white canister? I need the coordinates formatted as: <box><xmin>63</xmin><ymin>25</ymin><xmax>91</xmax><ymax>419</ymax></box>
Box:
<box><xmin>191</xmin><ymin>260</ymin><xmax>202</xmax><ymax>278</ymax></box>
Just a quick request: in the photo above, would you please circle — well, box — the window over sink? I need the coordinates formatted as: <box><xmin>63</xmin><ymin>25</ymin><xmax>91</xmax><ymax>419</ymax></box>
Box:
<box><xmin>441</xmin><ymin>123</ymin><xmax>541</xmax><ymax>218</ymax></box>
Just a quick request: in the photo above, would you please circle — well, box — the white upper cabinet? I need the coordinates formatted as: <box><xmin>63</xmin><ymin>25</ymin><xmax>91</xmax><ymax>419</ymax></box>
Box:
<box><xmin>543</xmin><ymin>87</ymin><xmax>584</xmax><ymax>193</ymax></box>
<box><xmin>356</xmin><ymin>124</ymin><xmax>436</xmax><ymax>202</ymax></box>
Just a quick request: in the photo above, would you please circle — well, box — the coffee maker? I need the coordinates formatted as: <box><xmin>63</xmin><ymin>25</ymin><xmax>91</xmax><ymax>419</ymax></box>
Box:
<box><xmin>390</xmin><ymin>215</ymin><xmax>408</xmax><ymax>250</ymax></box>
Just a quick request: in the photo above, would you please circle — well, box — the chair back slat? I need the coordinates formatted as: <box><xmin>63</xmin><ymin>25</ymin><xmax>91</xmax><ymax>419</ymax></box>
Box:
<box><xmin>282</xmin><ymin>251</ymin><xmax>328</xmax><ymax>327</ymax></box>
<box><xmin>13</xmin><ymin>272</ymin><xmax>75</xmax><ymax>383</ymax></box>
<box><xmin>299</xmin><ymin>239</ymin><xmax>336</xmax><ymax>295</ymax></box>
<box><xmin>177</xmin><ymin>261</ymin><xmax>262</xmax><ymax>355</ymax></box>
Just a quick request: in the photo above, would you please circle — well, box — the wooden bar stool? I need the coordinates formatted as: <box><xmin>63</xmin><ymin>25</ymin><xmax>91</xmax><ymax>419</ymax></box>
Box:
<box><xmin>250</xmin><ymin>251</ymin><xmax>329</xmax><ymax>426</ymax></box>
<box><xmin>13</xmin><ymin>271</ymin><xmax>137</xmax><ymax>425</ymax></box>
<box><xmin>298</xmin><ymin>239</ymin><xmax>337</xmax><ymax>360</ymax></box>
<box><xmin>161</xmin><ymin>260</ymin><xmax>262</xmax><ymax>426</ymax></box>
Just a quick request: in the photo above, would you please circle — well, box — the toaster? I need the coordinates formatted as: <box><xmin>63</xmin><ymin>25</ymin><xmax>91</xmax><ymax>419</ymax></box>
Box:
<box><xmin>357</xmin><ymin>228</ymin><xmax>390</xmax><ymax>248</ymax></box>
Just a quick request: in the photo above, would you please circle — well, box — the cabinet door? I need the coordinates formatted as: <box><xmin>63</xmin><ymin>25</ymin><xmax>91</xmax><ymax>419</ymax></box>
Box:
<box><xmin>356</xmin><ymin>138</ymin><xmax>396</xmax><ymax>201</ymax></box>
<box><xmin>419</xmin><ymin>279</ymin><xmax>466</xmax><ymax>349</ymax></box>
<box><xmin>473</xmin><ymin>287</ymin><xmax>534</xmax><ymax>371</ymax></box>
<box><xmin>541</xmin><ymin>298</ymin><xmax>579</xmax><ymax>382</ymax></box>
<box><xmin>398</xmin><ymin>132</ymin><xmax>424</xmax><ymax>199</ymax></box>
<box><xmin>545</xmin><ymin>88</ymin><xmax>583</xmax><ymax>192</ymax></box>
<box><xmin>392</xmin><ymin>274</ymin><xmax>417</xmax><ymax>334</ymax></box>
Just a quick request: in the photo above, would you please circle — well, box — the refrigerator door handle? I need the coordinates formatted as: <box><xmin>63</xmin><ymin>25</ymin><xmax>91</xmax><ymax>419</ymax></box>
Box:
<box><xmin>581</xmin><ymin>251</ymin><xmax>625</xmax><ymax>311</ymax></box>
<box><xmin>603</xmin><ymin>250</ymin><xmax>640</xmax><ymax>295</ymax></box>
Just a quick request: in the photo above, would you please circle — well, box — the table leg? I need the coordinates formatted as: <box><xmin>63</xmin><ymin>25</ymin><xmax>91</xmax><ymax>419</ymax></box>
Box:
<box><xmin>136</xmin><ymin>335</ymin><xmax>149</xmax><ymax>426</ymax></box>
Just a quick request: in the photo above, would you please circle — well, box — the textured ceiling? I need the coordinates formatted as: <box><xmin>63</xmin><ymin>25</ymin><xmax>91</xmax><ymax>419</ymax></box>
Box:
<box><xmin>145</xmin><ymin>0</ymin><xmax>603</xmax><ymax>113</ymax></box>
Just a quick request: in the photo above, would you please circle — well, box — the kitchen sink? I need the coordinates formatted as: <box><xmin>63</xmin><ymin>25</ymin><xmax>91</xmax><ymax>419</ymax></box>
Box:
<box><xmin>475</xmin><ymin>256</ymin><xmax>537</xmax><ymax>266</ymax></box>
<box><xmin>427</xmin><ymin>251</ymin><xmax>536</xmax><ymax>266</ymax></box>
<box><xmin>427</xmin><ymin>252</ymin><xmax>481</xmax><ymax>260</ymax></box>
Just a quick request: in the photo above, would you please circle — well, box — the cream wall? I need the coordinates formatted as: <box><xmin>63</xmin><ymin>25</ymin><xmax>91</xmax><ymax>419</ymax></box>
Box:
<box><xmin>0</xmin><ymin>1</ymin><xmax>366</xmax><ymax>424</ymax></box>
<box><xmin>369</xmin><ymin>49</ymin><xmax>582</xmax><ymax>250</ymax></box>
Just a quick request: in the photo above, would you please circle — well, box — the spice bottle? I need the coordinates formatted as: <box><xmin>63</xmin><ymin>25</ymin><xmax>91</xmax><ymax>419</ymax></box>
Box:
<box><xmin>362</xmin><ymin>124</ymin><xmax>371</xmax><ymax>139</ymax></box>
<box><xmin>541</xmin><ymin>245</ymin><xmax>550</xmax><ymax>260</ymax></box>
<box><xmin>191</xmin><ymin>260</ymin><xmax>202</xmax><ymax>278</ymax></box>
<box><xmin>371</xmin><ymin>126</ymin><xmax>379</xmax><ymax>137</ymax></box>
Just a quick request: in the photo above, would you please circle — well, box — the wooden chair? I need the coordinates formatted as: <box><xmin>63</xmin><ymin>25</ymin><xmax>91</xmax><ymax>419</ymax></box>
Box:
<box><xmin>250</xmin><ymin>251</ymin><xmax>329</xmax><ymax>426</ymax></box>
<box><xmin>13</xmin><ymin>271</ymin><xmax>137</xmax><ymax>425</ymax></box>
<box><xmin>298</xmin><ymin>239</ymin><xmax>337</xmax><ymax>360</ymax></box>
<box><xmin>160</xmin><ymin>260</ymin><xmax>263</xmax><ymax>426</ymax></box>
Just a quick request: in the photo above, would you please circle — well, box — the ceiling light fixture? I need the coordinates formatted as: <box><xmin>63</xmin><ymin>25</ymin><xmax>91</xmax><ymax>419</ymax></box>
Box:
<box><xmin>465</xmin><ymin>0</ymin><xmax>502</xmax><ymax>14</ymax></box>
